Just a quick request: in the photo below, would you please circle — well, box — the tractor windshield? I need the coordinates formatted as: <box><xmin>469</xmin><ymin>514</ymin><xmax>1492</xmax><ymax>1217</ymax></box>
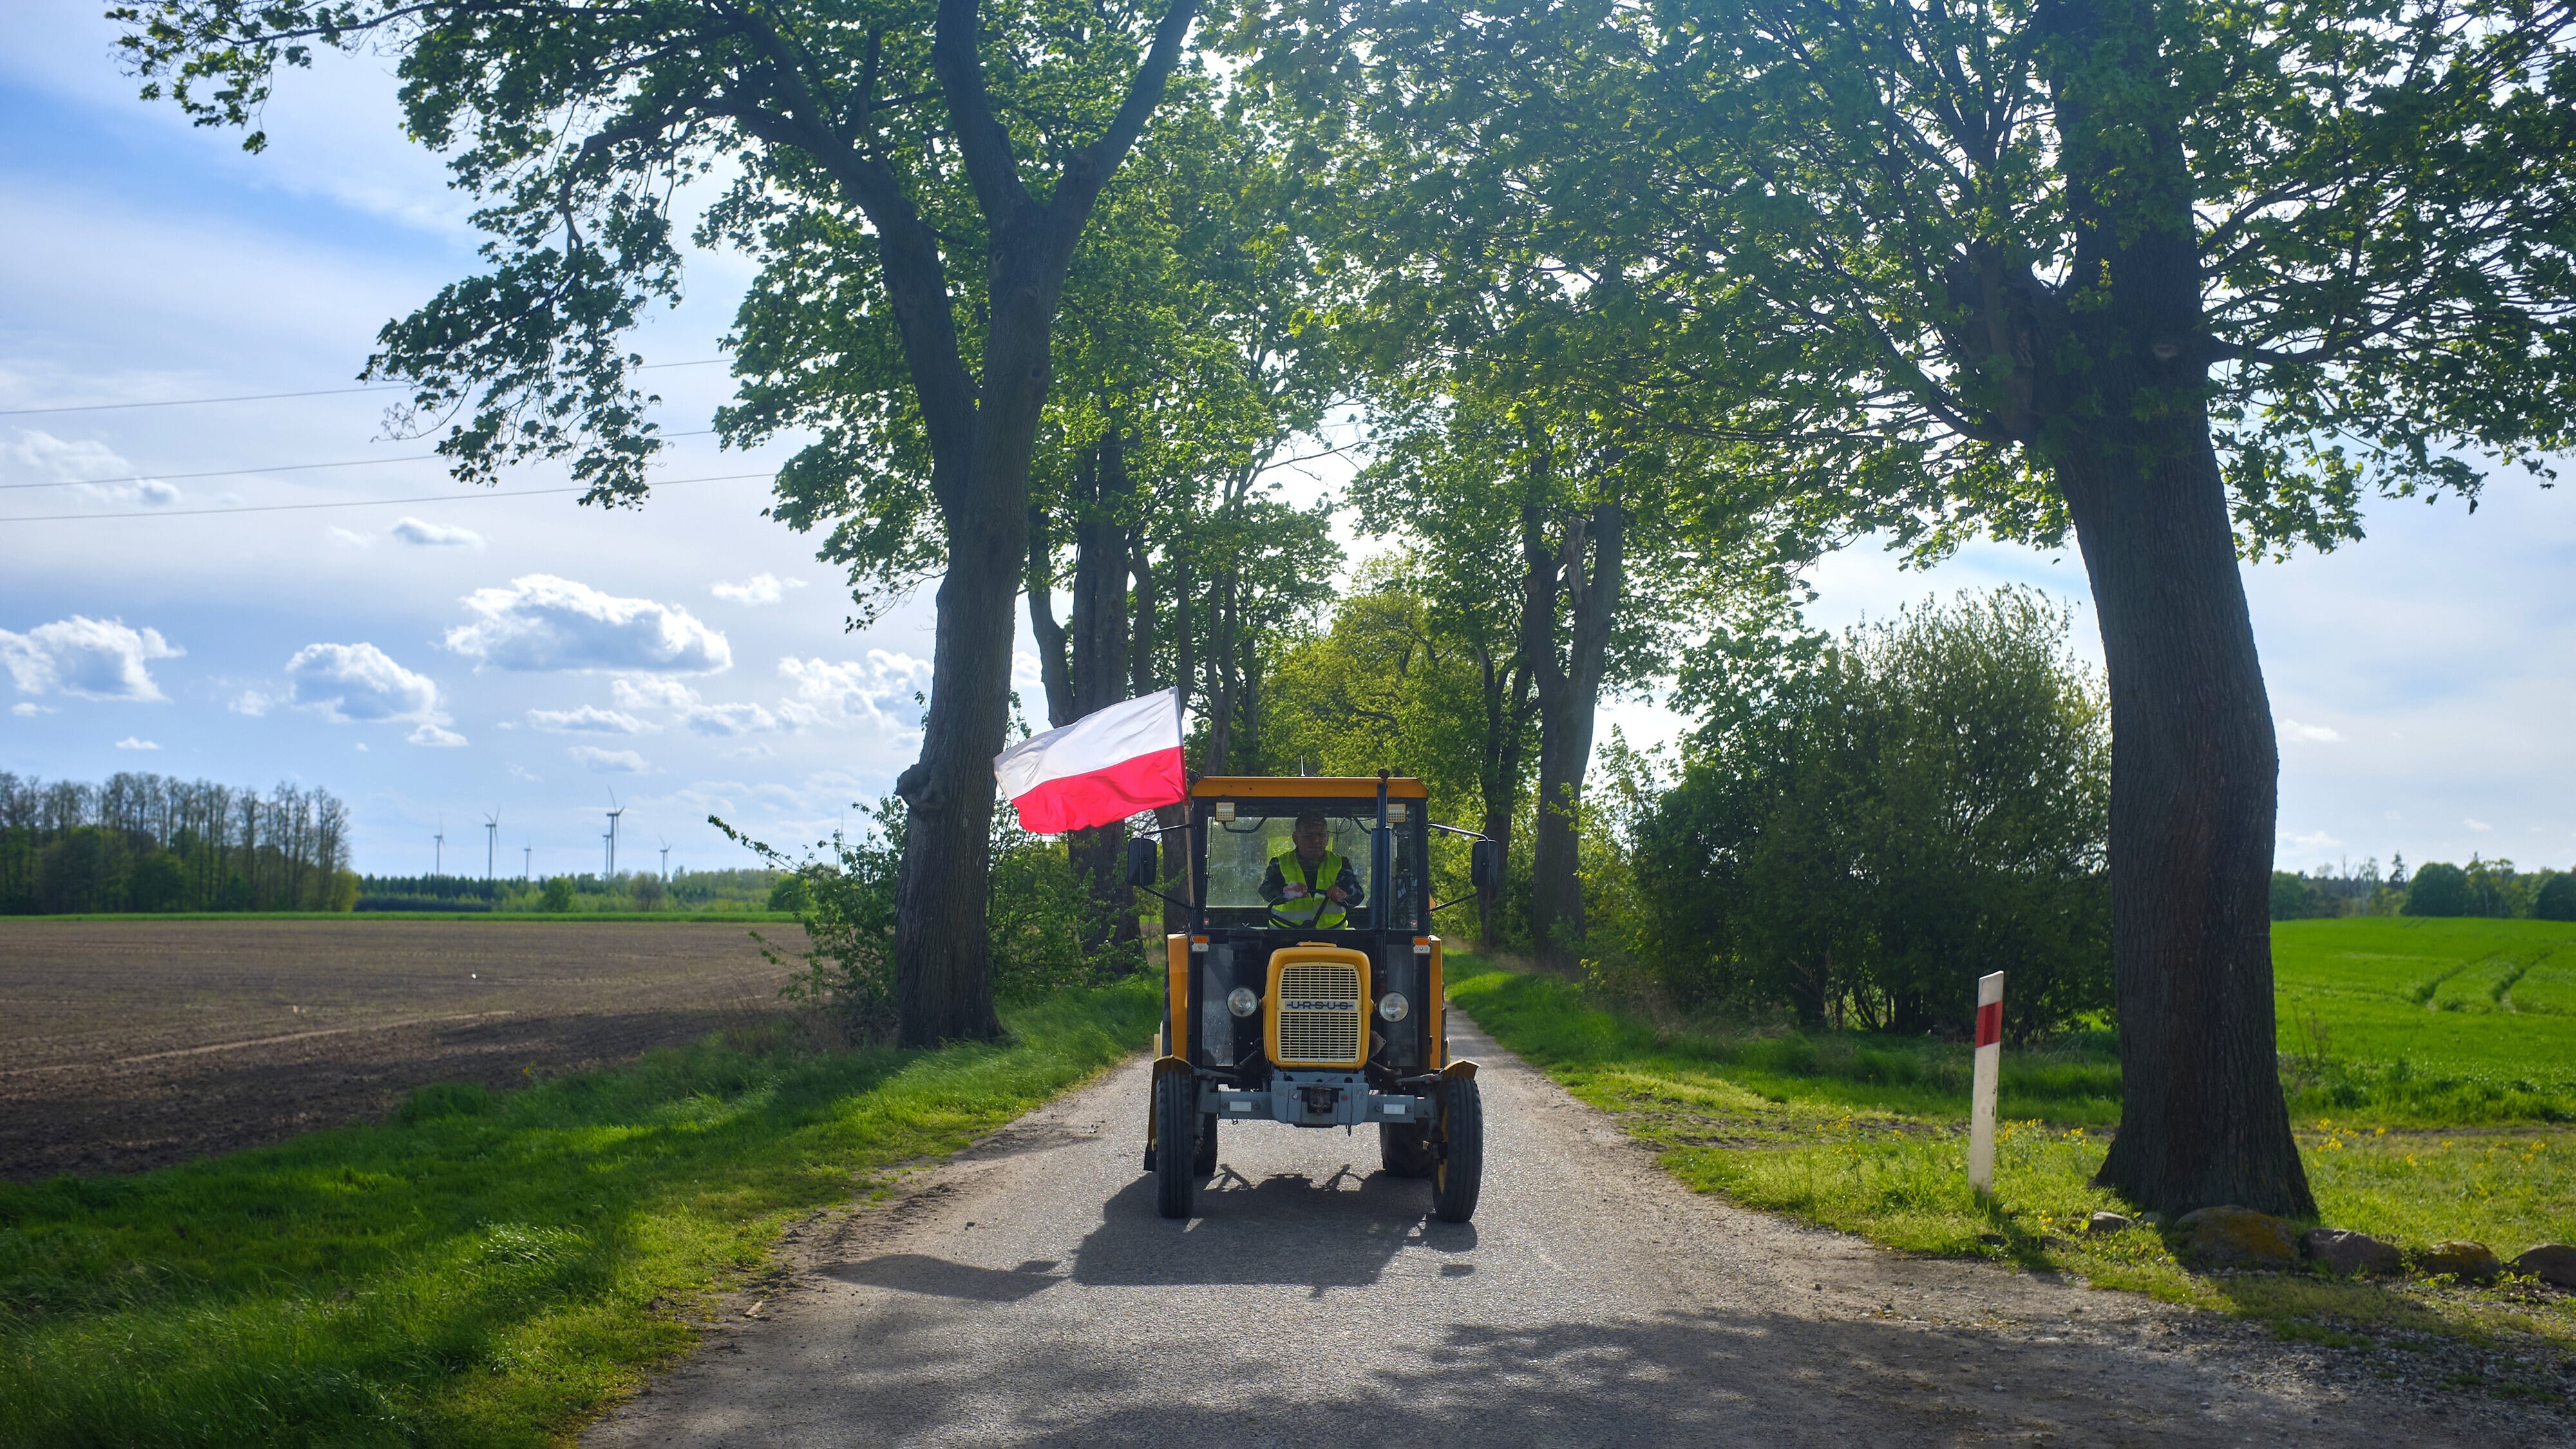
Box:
<box><xmin>1202</xmin><ymin>802</ymin><xmax>1423</xmax><ymax>931</ymax></box>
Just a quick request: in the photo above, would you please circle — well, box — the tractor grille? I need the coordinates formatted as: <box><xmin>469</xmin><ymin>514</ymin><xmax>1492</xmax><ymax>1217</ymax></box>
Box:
<box><xmin>1274</xmin><ymin>961</ymin><xmax>1364</xmax><ymax>1065</ymax></box>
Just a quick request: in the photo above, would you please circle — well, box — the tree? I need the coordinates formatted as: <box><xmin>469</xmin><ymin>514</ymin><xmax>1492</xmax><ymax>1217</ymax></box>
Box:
<box><xmin>2537</xmin><ymin>873</ymin><xmax>2576</xmax><ymax>922</ymax></box>
<box><xmin>2402</xmin><ymin>861</ymin><xmax>2472</xmax><ymax>917</ymax></box>
<box><xmin>1253</xmin><ymin>0</ymin><xmax>2576</xmax><ymax>1215</ymax></box>
<box><xmin>124</xmin><ymin>0</ymin><xmax>1204</xmax><ymax>1045</ymax></box>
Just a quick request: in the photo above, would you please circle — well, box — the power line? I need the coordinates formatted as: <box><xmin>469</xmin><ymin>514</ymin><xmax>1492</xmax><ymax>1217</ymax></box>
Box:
<box><xmin>1</xmin><ymin>429</ymin><xmax>719</xmax><ymax>491</ymax></box>
<box><xmin>0</xmin><ymin>470</ymin><xmax>775</xmax><ymax>524</ymax></box>
<box><xmin>0</xmin><ymin>359</ymin><xmax>726</xmax><ymax>417</ymax></box>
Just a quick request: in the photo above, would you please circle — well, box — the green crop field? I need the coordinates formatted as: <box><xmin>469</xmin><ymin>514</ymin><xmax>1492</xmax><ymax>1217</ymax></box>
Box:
<box><xmin>2273</xmin><ymin>918</ymin><xmax>2576</xmax><ymax>1121</ymax></box>
<box><xmin>1446</xmin><ymin>918</ymin><xmax>2576</xmax><ymax>1362</ymax></box>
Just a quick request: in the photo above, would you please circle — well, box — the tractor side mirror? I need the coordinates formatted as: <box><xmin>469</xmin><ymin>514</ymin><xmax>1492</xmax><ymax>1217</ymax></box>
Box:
<box><xmin>1470</xmin><ymin>838</ymin><xmax>1501</xmax><ymax>892</ymax></box>
<box><xmin>1125</xmin><ymin>837</ymin><xmax>1159</xmax><ymax>889</ymax></box>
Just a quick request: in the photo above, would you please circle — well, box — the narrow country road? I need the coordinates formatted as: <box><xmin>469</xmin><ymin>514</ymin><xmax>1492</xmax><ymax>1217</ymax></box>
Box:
<box><xmin>591</xmin><ymin>1020</ymin><xmax>2570</xmax><ymax>1446</ymax></box>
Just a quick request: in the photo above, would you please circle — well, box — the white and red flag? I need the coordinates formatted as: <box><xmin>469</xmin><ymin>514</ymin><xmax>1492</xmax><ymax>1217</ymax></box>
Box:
<box><xmin>993</xmin><ymin>687</ymin><xmax>1186</xmax><ymax>835</ymax></box>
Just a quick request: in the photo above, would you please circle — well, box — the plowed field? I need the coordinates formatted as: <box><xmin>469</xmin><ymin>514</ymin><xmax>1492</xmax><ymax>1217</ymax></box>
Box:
<box><xmin>0</xmin><ymin>918</ymin><xmax>804</xmax><ymax>1180</ymax></box>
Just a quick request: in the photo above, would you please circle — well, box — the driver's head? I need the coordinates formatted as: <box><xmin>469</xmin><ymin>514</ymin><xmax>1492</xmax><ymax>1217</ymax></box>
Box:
<box><xmin>1293</xmin><ymin>811</ymin><xmax>1329</xmax><ymax>861</ymax></box>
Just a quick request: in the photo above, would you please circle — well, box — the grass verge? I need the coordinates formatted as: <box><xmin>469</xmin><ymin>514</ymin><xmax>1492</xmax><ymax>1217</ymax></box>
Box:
<box><xmin>0</xmin><ymin>980</ymin><xmax>1158</xmax><ymax>1446</ymax></box>
<box><xmin>1446</xmin><ymin>954</ymin><xmax>2576</xmax><ymax>1371</ymax></box>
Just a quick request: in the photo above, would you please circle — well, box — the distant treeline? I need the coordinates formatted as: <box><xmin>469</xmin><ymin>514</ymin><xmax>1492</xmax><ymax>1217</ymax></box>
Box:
<box><xmin>2271</xmin><ymin>856</ymin><xmax>2576</xmax><ymax>922</ymax></box>
<box><xmin>0</xmin><ymin>772</ymin><xmax>355</xmax><ymax>914</ymax></box>
<box><xmin>355</xmin><ymin>868</ymin><xmax>782</xmax><ymax>914</ymax></box>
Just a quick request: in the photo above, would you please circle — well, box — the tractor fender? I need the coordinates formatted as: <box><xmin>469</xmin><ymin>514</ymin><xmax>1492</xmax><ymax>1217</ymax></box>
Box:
<box><xmin>1439</xmin><ymin>1059</ymin><xmax>1479</xmax><ymax>1083</ymax></box>
<box><xmin>1144</xmin><ymin>1055</ymin><xmax>1193</xmax><ymax>1155</ymax></box>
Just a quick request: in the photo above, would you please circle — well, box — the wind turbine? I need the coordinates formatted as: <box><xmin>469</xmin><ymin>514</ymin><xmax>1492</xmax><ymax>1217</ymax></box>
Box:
<box><xmin>604</xmin><ymin>789</ymin><xmax>625</xmax><ymax>877</ymax></box>
<box><xmin>484</xmin><ymin>810</ymin><xmax>500</xmax><ymax>881</ymax></box>
<box><xmin>658</xmin><ymin>836</ymin><xmax>671</xmax><ymax>881</ymax></box>
<box><xmin>433</xmin><ymin>815</ymin><xmax>445</xmax><ymax>877</ymax></box>
<box><xmin>522</xmin><ymin>842</ymin><xmax>532</xmax><ymax>882</ymax></box>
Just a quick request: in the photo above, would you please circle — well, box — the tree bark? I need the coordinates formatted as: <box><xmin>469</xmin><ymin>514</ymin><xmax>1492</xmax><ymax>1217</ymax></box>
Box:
<box><xmin>1066</xmin><ymin>432</ymin><xmax>1137</xmax><ymax>955</ymax></box>
<box><xmin>1526</xmin><ymin>501</ymin><xmax>1625</xmax><ymax>972</ymax></box>
<box><xmin>2038</xmin><ymin>0</ymin><xmax>2312</xmax><ymax>1215</ymax></box>
<box><xmin>1025</xmin><ymin>504</ymin><xmax>1075</xmax><ymax>728</ymax></box>
<box><xmin>1471</xmin><ymin>640</ymin><xmax>1531</xmax><ymax>953</ymax></box>
<box><xmin>873</xmin><ymin>0</ymin><xmax>1195</xmax><ymax>1045</ymax></box>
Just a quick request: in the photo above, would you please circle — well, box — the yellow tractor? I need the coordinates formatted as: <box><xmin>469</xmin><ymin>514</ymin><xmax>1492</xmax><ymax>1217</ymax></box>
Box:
<box><xmin>1126</xmin><ymin>772</ymin><xmax>1500</xmax><ymax>1221</ymax></box>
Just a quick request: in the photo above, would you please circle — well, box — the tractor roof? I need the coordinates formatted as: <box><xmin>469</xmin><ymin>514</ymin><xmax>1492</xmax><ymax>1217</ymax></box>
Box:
<box><xmin>1189</xmin><ymin>775</ymin><xmax>1429</xmax><ymax>800</ymax></box>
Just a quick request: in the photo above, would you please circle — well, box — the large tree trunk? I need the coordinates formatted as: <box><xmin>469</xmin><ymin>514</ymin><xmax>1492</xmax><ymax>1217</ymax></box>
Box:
<box><xmin>2043</xmin><ymin>0</ymin><xmax>2312</xmax><ymax>1216</ymax></box>
<box><xmin>891</xmin><ymin>239</ymin><xmax>1073</xmax><ymax>1045</ymax></box>
<box><xmin>1526</xmin><ymin>502</ymin><xmax>1625</xmax><ymax>972</ymax></box>
<box><xmin>2063</xmin><ymin>425</ymin><xmax>2309</xmax><ymax>1216</ymax></box>
<box><xmin>1065</xmin><ymin>433</ymin><xmax>1138</xmax><ymax>956</ymax></box>
<box><xmin>1471</xmin><ymin>641</ymin><xmax>1530</xmax><ymax>953</ymax></box>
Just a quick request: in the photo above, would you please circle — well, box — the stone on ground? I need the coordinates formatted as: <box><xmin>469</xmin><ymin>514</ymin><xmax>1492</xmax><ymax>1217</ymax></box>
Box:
<box><xmin>2418</xmin><ymin>1240</ymin><xmax>2502</xmax><ymax>1283</ymax></box>
<box><xmin>2510</xmin><ymin>1244</ymin><xmax>2576</xmax><ymax>1287</ymax></box>
<box><xmin>2086</xmin><ymin>1211</ymin><xmax>2134</xmax><ymax>1235</ymax></box>
<box><xmin>2302</xmin><ymin>1227</ymin><xmax>2402</xmax><ymax>1276</ymax></box>
<box><xmin>2172</xmin><ymin>1206</ymin><xmax>2298</xmax><ymax>1269</ymax></box>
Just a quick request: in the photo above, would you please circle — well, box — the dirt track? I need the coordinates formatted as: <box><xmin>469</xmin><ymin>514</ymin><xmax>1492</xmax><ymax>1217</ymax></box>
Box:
<box><xmin>591</xmin><ymin>1016</ymin><xmax>2574</xmax><ymax>1448</ymax></box>
<box><xmin>0</xmin><ymin>918</ymin><xmax>801</xmax><ymax>1179</ymax></box>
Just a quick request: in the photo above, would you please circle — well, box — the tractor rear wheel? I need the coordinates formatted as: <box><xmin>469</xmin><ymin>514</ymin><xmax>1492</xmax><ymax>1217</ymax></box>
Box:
<box><xmin>1153</xmin><ymin>1070</ymin><xmax>1198</xmax><ymax>1219</ymax></box>
<box><xmin>1379</xmin><ymin>1121</ymin><xmax>1435</xmax><ymax>1178</ymax></box>
<box><xmin>1431</xmin><ymin>1075</ymin><xmax>1483</xmax><ymax>1223</ymax></box>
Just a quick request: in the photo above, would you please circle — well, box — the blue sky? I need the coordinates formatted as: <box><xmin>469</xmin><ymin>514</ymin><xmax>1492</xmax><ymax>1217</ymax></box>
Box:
<box><xmin>4</xmin><ymin>0</ymin><xmax>2571</xmax><ymax>879</ymax></box>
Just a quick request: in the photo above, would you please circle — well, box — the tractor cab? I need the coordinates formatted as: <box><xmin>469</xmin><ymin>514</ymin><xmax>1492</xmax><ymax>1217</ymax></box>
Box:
<box><xmin>1128</xmin><ymin>773</ymin><xmax>1499</xmax><ymax>1222</ymax></box>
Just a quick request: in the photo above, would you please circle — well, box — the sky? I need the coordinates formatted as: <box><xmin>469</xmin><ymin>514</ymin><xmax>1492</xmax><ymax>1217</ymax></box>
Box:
<box><xmin>3</xmin><ymin>0</ymin><xmax>2571</xmax><ymax>880</ymax></box>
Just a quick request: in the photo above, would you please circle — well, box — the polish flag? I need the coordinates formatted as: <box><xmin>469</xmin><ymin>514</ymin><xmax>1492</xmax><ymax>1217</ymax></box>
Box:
<box><xmin>994</xmin><ymin>688</ymin><xmax>1187</xmax><ymax>834</ymax></box>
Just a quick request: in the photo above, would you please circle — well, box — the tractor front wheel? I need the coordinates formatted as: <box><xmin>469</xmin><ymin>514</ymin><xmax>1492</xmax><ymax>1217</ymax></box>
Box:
<box><xmin>1154</xmin><ymin>1070</ymin><xmax>1199</xmax><ymax>1219</ymax></box>
<box><xmin>1431</xmin><ymin>1075</ymin><xmax>1483</xmax><ymax>1223</ymax></box>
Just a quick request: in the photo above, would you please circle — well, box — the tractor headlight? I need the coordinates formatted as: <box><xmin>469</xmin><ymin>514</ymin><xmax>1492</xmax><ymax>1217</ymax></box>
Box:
<box><xmin>1378</xmin><ymin>992</ymin><xmax>1410</xmax><ymax>1023</ymax></box>
<box><xmin>1227</xmin><ymin>987</ymin><xmax>1260</xmax><ymax>1018</ymax></box>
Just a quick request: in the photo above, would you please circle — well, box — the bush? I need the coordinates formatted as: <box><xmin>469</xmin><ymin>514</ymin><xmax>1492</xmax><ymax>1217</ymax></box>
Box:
<box><xmin>2403</xmin><ymin>862</ymin><xmax>2470</xmax><ymax>917</ymax></box>
<box><xmin>540</xmin><ymin>875</ymin><xmax>576</xmax><ymax>913</ymax></box>
<box><xmin>1627</xmin><ymin>589</ymin><xmax>2111</xmax><ymax>1039</ymax></box>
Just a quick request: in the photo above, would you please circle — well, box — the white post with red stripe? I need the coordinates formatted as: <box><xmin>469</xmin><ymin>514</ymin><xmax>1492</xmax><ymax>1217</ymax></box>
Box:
<box><xmin>1968</xmin><ymin>971</ymin><xmax>2005</xmax><ymax>1197</ymax></box>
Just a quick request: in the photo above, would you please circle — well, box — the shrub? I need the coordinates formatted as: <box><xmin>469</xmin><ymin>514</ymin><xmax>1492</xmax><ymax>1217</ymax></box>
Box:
<box><xmin>540</xmin><ymin>876</ymin><xmax>576</xmax><ymax>913</ymax></box>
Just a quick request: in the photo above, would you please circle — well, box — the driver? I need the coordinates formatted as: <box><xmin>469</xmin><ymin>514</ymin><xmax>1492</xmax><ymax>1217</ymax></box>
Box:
<box><xmin>1261</xmin><ymin>810</ymin><xmax>1364</xmax><ymax>927</ymax></box>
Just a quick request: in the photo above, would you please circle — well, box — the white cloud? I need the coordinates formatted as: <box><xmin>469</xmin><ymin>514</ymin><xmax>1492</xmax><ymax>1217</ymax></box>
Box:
<box><xmin>2284</xmin><ymin>829</ymin><xmax>2342</xmax><ymax>855</ymax></box>
<box><xmin>229</xmin><ymin>689</ymin><xmax>275</xmax><ymax>717</ymax></box>
<box><xmin>284</xmin><ymin>641</ymin><xmax>462</xmax><ymax>747</ymax></box>
<box><xmin>446</xmin><ymin>574</ymin><xmax>731</xmax><ymax>674</ymax></box>
<box><xmin>570</xmin><ymin>746</ymin><xmax>650</xmax><ymax>773</ymax></box>
<box><xmin>12</xmin><ymin>702</ymin><xmax>51</xmax><ymax>717</ymax></box>
<box><xmin>0</xmin><ymin>616</ymin><xmax>182</xmax><ymax>701</ymax></box>
<box><xmin>684</xmin><ymin>701</ymin><xmax>782</xmax><ymax>736</ymax></box>
<box><xmin>390</xmin><ymin>516</ymin><xmax>485</xmax><ymax>548</ymax></box>
<box><xmin>2465</xmin><ymin>818</ymin><xmax>2494</xmax><ymax>832</ymax></box>
<box><xmin>612</xmin><ymin>676</ymin><xmax>701</xmax><ymax>711</ymax></box>
<box><xmin>3</xmin><ymin>430</ymin><xmax>179</xmax><ymax>511</ymax></box>
<box><xmin>778</xmin><ymin>650</ymin><xmax>933</xmax><ymax>733</ymax></box>
<box><xmin>711</xmin><ymin>572</ymin><xmax>805</xmax><ymax>606</ymax></box>
<box><xmin>328</xmin><ymin>527</ymin><xmax>375</xmax><ymax>549</ymax></box>
<box><xmin>2277</xmin><ymin>718</ymin><xmax>2341</xmax><ymax>744</ymax></box>
<box><xmin>527</xmin><ymin>705</ymin><xmax>649</xmax><ymax>734</ymax></box>
<box><xmin>114</xmin><ymin>736</ymin><xmax>158</xmax><ymax>750</ymax></box>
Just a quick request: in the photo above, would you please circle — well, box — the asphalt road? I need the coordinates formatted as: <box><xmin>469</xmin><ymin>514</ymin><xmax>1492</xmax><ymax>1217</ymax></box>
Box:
<box><xmin>591</xmin><ymin>1019</ymin><xmax>2571</xmax><ymax>1446</ymax></box>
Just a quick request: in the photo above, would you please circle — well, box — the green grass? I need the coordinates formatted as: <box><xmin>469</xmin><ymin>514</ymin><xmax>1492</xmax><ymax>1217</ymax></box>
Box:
<box><xmin>0</xmin><ymin>981</ymin><xmax>1159</xmax><ymax>1446</ymax></box>
<box><xmin>0</xmin><ymin>911</ymin><xmax>801</xmax><ymax>923</ymax></box>
<box><xmin>2274</xmin><ymin>917</ymin><xmax>2576</xmax><ymax>1122</ymax></box>
<box><xmin>1446</xmin><ymin>942</ymin><xmax>2576</xmax><ymax>1364</ymax></box>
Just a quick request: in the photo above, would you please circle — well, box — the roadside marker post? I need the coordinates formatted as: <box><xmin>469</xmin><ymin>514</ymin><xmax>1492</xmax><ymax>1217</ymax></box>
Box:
<box><xmin>1968</xmin><ymin>971</ymin><xmax>2005</xmax><ymax>1198</ymax></box>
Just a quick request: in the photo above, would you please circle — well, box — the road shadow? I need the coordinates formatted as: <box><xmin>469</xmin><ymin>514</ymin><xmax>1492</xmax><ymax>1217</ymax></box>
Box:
<box><xmin>819</xmin><ymin>1253</ymin><xmax>1065</xmax><ymax>1303</ymax></box>
<box><xmin>1067</xmin><ymin>1164</ymin><xmax>1475</xmax><ymax>1291</ymax></box>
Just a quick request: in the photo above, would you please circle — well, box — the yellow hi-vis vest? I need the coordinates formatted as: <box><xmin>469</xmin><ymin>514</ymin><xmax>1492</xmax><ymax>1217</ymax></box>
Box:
<box><xmin>1271</xmin><ymin>845</ymin><xmax>1350</xmax><ymax>927</ymax></box>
